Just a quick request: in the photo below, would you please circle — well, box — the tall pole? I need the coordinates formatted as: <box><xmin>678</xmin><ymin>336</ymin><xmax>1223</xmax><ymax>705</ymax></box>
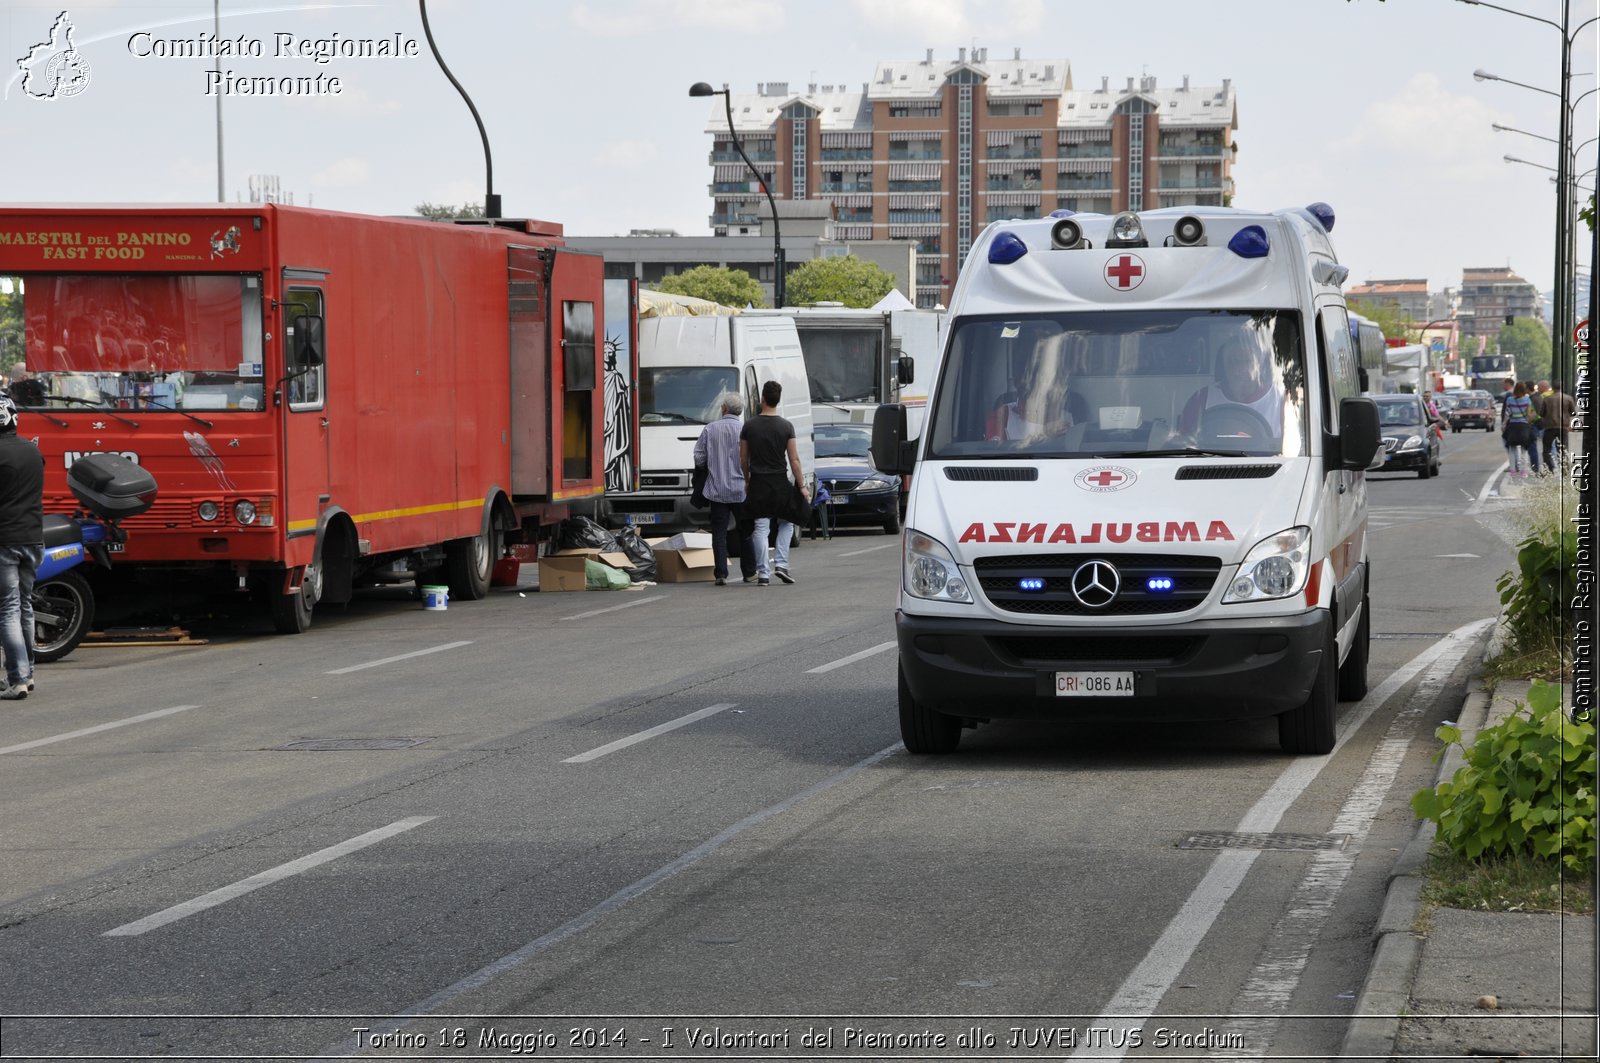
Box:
<box><xmin>719</xmin><ymin>90</ymin><xmax>784</xmax><ymax>308</ymax></box>
<box><xmin>213</xmin><ymin>0</ymin><xmax>224</xmax><ymax>202</ymax></box>
<box><xmin>1553</xmin><ymin>0</ymin><xmax>1572</xmax><ymax>388</ymax></box>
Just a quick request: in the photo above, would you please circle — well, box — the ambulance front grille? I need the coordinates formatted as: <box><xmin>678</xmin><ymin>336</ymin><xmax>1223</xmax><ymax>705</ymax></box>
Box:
<box><xmin>974</xmin><ymin>552</ymin><xmax>1221</xmax><ymax>616</ymax></box>
<box><xmin>1175</xmin><ymin>464</ymin><xmax>1280</xmax><ymax>480</ymax></box>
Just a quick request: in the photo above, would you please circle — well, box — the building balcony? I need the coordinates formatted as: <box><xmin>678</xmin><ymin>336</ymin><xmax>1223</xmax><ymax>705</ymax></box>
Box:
<box><xmin>1155</xmin><ymin>145</ymin><xmax>1227</xmax><ymax>158</ymax></box>
<box><xmin>710</xmin><ymin>150</ymin><xmax>776</xmax><ymax>164</ymax></box>
<box><xmin>818</xmin><ymin>182</ymin><xmax>874</xmax><ymax>193</ymax></box>
<box><xmin>820</xmin><ymin>148</ymin><xmax>873</xmax><ymax>162</ymax></box>
<box><xmin>986</xmin><ymin>146</ymin><xmax>1043</xmax><ymax>160</ymax></box>
<box><xmin>888</xmin><ymin>148</ymin><xmax>943</xmax><ymax>161</ymax></box>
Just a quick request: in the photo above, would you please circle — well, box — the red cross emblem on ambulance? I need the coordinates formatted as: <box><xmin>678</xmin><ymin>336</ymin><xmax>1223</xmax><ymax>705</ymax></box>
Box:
<box><xmin>1104</xmin><ymin>253</ymin><xmax>1145</xmax><ymax>290</ymax></box>
<box><xmin>1074</xmin><ymin>465</ymin><xmax>1138</xmax><ymax>493</ymax></box>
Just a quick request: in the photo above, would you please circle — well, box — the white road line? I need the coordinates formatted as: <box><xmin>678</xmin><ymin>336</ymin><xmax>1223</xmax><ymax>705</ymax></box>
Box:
<box><xmin>1467</xmin><ymin>461</ymin><xmax>1510</xmax><ymax>513</ymax></box>
<box><xmin>103</xmin><ymin>816</ymin><xmax>436</xmax><ymax>938</ymax></box>
<box><xmin>806</xmin><ymin>640</ymin><xmax>897</xmax><ymax>674</ymax></box>
<box><xmin>310</xmin><ymin>744</ymin><xmax>900</xmax><ymax>1061</ymax></box>
<box><xmin>0</xmin><ymin>705</ymin><xmax>200</xmax><ymax>756</ymax></box>
<box><xmin>837</xmin><ymin>543</ymin><xmax>896</xmax><ymax>557</ymax></box>
<box><xmin>1069</xmin><ymin>617</ymin><xmax>1493</xmax><ymax>1061</ymax></box>
<box><xmin>561</xmin><ymin>594</ymin><xmax>666</xmax><ymax>621</ymax></box>
<box><xmin>1223</xmin><ymin>628</ymin><xmax>1469</xmax><ymax>1056</ymax></box>
<box><xmin>325</xmin><ymin>642</ymin><xmax>473</xmax><ymax>675</ymax></box>
<box><xmin>562</xmin><ymin>703</ymin><xmax>736</xmax><ymax>763</ymax></box>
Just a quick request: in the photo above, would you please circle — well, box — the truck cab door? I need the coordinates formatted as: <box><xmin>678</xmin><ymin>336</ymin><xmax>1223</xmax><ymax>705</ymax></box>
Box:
<box><xmin>280</xmin><ymin>273</ymin><xmax>330</xmax><ymax>555</ymax></box>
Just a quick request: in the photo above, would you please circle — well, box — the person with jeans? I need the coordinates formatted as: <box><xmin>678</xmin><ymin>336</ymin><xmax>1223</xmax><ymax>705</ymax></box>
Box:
<box><xmin>741</xmin><ymin>379</ymin><xmax>809</xmax><ymax>586</ymax></box>
<box><xmin>1539</xmin><ymin>380</ymin><xmax>1576</xmax><ymax>472</ymax></box>
<box><xmin>692</xmin><ymin>393</ymin><xmax>754</xmax><ymax>586</ymax></box>
<box><xmin>0</xmin><ymin>394</ymin><xmax>43</xmax><ymax>699</ymax></box>
<box><xmin>1501</xmin><ymin>381</ymin><xmax>1540</xmax><ymax>478</ymax></box>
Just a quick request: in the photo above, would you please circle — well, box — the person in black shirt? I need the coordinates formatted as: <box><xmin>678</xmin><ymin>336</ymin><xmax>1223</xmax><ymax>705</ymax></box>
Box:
<box><xmin>0</xmin><ymin>394</ymin><xmax>43</xmax><ymax>699</ymax></box>
<box><xmin>740</xmin><ymin>380</ymin><xmax>809</xmax><ymax>585</ymax></box>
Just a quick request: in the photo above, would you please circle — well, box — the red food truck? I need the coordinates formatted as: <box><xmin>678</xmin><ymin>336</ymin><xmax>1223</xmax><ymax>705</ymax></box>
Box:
<box><xmin>0</xmin><ymin>204</ymin><xmax>610</xmax><ymax>631</ymax></box>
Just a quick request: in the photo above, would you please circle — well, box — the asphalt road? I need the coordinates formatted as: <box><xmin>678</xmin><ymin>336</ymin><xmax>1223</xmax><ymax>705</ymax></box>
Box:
<box><xmin>0</xmin><ymin>427</ymin><xmax>1530</xmax><ymax>1061</ymax></box>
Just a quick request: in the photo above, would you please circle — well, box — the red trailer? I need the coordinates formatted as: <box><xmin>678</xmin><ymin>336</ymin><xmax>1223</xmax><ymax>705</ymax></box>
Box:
<box><xmin>0</xmin><ymin>204</ymin><xmax>608</xmax><ymax>631</ymax></box>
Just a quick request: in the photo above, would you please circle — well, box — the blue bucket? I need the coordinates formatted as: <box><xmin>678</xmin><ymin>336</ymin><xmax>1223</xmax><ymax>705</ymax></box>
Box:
<box><xmin>421</xmin><ymin>585</ymin><xmax>449</xmax><ymax>611</ymax></box>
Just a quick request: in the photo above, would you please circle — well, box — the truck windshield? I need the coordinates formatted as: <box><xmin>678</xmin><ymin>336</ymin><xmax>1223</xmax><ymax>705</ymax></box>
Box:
<box><xmin>0</xmin><ymin>273</ymin><xmax>265</xmax><ymax>413</ymax></box>
<box><xmin>798</xmin><ymin>330</ymin><xmax>882</xmax><ymax>404</ymax></box>
<box><xmin>638</xmin><ymin>366</ymin><xmax>739</xmax><ymax>425</ymax></box>
<box><xmin>926</xmin><ymin>309</ymin><xmax>1307</xmax><ymax>460</ymax></box>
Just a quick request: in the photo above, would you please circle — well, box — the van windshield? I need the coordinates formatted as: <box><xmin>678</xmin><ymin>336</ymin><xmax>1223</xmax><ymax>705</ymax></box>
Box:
<box><xmin>926</xmin><ymin>309</ymin><xmax>1307</xmax><ymax>460</ymax></box>
<box><xmin>638</xmin><ymin>366</ymin><xmax>739</xmax><ymax>425</ymax></box>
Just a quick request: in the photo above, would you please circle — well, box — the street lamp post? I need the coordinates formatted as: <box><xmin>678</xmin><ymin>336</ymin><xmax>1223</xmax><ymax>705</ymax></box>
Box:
<box><xmin>689</xmin><ymin>82</ymin><xmax>785</xmax><ymax>308</ymax></box>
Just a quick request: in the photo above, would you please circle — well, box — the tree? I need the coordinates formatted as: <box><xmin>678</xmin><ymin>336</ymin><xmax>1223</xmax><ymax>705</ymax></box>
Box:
<box><xmin>1498</xmin><ymin>317</ymin><xmax>1552</xmax><ymax>383</ymax></box>
<box><xmin>414</xmin><ymin>201</ymin><xmax>484</xmax><ymax>221</ymax></box>
<box><xmin>784</xmin><ymin>255</ymin><xmax>898</xmax><ymax>308</ymax></box>
<box><xmin>1354</xmin><ymin>299</ymin><xmax>1410</xmax><ymax>342</ymax></box>
<box><xmin>653</xmin><ymin>266</ymin><xmax>766</xmax><ymax>309</ymax></box>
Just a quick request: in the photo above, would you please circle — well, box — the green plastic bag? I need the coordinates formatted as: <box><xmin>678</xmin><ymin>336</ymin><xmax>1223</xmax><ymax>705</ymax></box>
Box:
<box><xmin>584</xmin><ymin>558</ymin><xmax>631</xmax><ymax>590</ymax></box>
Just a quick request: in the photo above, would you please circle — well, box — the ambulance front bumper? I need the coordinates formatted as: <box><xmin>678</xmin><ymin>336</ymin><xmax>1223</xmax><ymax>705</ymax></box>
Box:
<box><xmin>896</xmin><ymin>609</ymin><xmax>1329</xmax><ymax>721</ymax></box>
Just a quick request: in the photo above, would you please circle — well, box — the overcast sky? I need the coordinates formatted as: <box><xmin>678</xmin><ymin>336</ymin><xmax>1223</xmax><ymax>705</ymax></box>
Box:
<box><xmin>2</xmin><ymin>0</ymin><xmax>1591</xmax><ymax>299</ymax></box>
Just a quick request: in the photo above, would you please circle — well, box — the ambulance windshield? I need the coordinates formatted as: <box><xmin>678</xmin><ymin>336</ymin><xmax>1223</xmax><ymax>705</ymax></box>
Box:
<box><xmin>0</xmin><ymin>273</ymin><xmax>265</xmax><ymax>414</ymax></box>
<box><xmin>926</xmin><ymin>309</ymin><xmax>1306</xmax><ymax>460</ymax></box>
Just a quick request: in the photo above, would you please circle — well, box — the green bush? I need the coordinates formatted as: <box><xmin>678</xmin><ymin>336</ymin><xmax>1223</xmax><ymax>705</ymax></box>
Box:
<box><xmin>1496</xmin><ymin>529</ymin><xmax>1577</xmax><ymax>660</ymax></box>
<box><xmin>1412</xmin><ymin>680</ymin><xmax>1595</xmax><ymax>875</ymax></box>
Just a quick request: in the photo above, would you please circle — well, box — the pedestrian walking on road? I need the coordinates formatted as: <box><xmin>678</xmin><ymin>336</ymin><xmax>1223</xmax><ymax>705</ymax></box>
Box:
<box><xmin>0</xmin><ymin>394</ymin><xmax>43</xmax><ymax>700</ymax></box>
<box><xmin>1538</xmin><ymin>380</ymin><xmax>1576</xmax><ymax>472</ymax></box>
<box><xmin>1501</xmin><ymin>381</ymin><xmax>1540</xmax><ymax>478</ymax></box>
<box><xmin>740</xmin><ymin>380</ymin><xmax>809</xmax><ymax>586</ymax></box>
<box><xmin>692</xmin><ymin>393</ymin><xmax>755</xmax><ymax>586</ymax></box>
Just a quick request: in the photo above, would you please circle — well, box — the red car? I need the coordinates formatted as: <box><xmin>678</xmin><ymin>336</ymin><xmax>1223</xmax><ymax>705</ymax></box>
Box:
<box><xmin>1449</xmin><ymin>394</ymin><xmax>1498</xmax><ymax>432</ymax></box>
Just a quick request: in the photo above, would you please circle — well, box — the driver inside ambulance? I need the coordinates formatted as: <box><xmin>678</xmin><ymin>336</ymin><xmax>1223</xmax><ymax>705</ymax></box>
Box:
<box><xmin>1179</xmin><ymin>338</ymin><xmax>1285</xmax><ymax>436</ymax></box>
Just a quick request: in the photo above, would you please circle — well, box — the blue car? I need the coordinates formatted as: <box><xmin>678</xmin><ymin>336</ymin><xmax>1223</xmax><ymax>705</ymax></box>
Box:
<box><xmin>812</xmin><ymin>423</ymin><xmax>902</xmax><ymax>535</ymax></box>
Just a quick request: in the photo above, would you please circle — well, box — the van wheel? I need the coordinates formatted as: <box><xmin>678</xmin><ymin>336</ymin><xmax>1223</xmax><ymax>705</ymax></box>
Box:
<box><xmin>899</xmin><ymin>666</ymin><xmax>961</xmax><ymax>754</ymax></box>
<box><xmin>1279</xmin><ymin>627</ymin><xmax>1337</xmax><ymax>754</ymax></box>
<box><xmin>1337</xmin><ymin>595</ymin><xmax>1370</xmax><ymax>701</ymax></box>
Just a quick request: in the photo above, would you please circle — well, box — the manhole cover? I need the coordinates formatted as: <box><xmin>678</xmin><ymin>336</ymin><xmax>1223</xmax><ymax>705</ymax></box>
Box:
<box><xmin>275</xmin><ymin>737</ymin><xmax>433</xmax><ymax>751</ymax></box>
<box><xmin>1178</xmin><ymin>831</ymin><xmax>1348</xmax><ymax>851</ymax></box>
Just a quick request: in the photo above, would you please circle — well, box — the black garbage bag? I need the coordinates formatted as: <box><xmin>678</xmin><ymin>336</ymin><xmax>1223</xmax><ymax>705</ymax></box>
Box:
<box><xmin>612</xmin><ymin>524</ymin><xmax>657</xmax><ymax>583</ymax></box>
<box><xmin>553</xmin><ymin>515</ymin><xmax>620</xmax><ymax>553</ymax></box>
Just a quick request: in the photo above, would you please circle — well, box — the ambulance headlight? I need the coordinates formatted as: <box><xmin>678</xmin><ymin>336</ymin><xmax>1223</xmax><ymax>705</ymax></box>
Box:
<box><xmin>1107</xmin><ymin>211</ymin><xmax>1147</xmax><ymax>248</ymax></box>
<box><xmin>1223</xmin><ymin>526</ymin><xmax>1311</xmax><ymax>603</ymax></box>
<box><xmin>904</xmin><ymin>528</ymin><xmax>972</xmax><ymax>603</ymax></box>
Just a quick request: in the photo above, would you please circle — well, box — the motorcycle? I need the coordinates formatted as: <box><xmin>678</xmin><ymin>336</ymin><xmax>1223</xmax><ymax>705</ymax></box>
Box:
<box><xmin>35</xmin><ymin>454</ymin><xmax>157</xmax><ymax>663</ymax></box>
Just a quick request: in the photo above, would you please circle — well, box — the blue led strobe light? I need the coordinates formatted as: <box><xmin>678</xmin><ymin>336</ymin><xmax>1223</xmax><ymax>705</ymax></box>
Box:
<box><xmin>1147</xmin><ymin>577</ymin><xmax>1174</xmax><ymax>592</ymax></box>
<box><xmin>1018</xmin><ymin>577</ymin><xmax>1046</xmax><ymax>592</ymax></box>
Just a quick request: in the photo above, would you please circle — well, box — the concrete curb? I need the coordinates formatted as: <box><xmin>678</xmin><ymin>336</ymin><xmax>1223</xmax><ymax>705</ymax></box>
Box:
<box><xmin>1338</xmin><ymin>629</ymin><xmax>1504</xmax><ymax>1060</ymax></box>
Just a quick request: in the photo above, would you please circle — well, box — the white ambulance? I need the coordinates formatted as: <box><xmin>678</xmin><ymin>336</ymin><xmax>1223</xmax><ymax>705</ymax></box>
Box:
<box><xmin>871</xmin><ymin>204</ymin><xmax>1382</xmax><ymax>755</ymax></box>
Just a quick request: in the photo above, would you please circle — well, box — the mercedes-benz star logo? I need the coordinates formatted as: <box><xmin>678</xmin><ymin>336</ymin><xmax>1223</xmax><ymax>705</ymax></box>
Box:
<box><xmin>1070</xmin><ymin>560</ymin><xmax>1120</xmax><ymax>608</ymax></box>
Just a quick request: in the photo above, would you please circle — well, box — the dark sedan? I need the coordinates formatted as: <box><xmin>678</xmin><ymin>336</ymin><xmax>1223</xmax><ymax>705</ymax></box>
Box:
<box><xmin>1372</xmin><ymin>393</ymin><xmax>1442</xmax><ymax>478</ymax></box>
<box><xmin>813</xmin><ymin>423</ymin><xmax>902</xmax><ymax>534</ymax></box>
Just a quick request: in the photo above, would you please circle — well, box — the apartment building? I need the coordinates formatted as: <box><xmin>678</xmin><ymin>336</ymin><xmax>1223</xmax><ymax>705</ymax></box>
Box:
<box><xmin>1347</xmin><ymin>279</ymin><xmax>1432</xmax><ymax>324</ymax></box>
<box><xmin>1458</xmin><ymin>266</ymin><xmax>1542</xmax><ymax>350</ymax></box>
<box><xmin>700</xmin><ymin>48</ymin><xmax>1238</xmax><ymax>308</ymax></box>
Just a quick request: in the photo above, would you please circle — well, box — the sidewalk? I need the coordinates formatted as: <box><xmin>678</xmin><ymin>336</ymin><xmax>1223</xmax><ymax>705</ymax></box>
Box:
<box><xmin>1342</xmin><ymin>633</ymin><xmax>1597</xmax><ymax>1061</ymax></box>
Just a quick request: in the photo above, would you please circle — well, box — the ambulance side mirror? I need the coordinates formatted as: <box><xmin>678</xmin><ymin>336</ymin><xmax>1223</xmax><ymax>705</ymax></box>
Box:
<box><xmin>1338</xmin><ymin>396</ymin><xmax>1382</xmax><ymax>470</ymax></box>
<box><xmin>872</xmin><ymin>403</ymin><xmax>916</xmax><ymax>475</ymax></box>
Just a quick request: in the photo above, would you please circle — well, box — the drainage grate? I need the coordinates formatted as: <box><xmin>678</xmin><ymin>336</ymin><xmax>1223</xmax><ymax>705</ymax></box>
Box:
<box><xmin>274</xmin><ymin>737</ymin><xmax>433</xmax><ymax>751</ymax></box>
<box><xmin>1178</xmin><ymin>831</ymin><xmax>1349</xmax><ymax>851</ymax></box>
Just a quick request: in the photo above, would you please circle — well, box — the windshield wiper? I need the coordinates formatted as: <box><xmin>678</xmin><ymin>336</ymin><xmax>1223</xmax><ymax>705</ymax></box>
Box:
<box><xmin>41</xmin><ymin>395</ymin><xmax>141</xmax><ymax>429</ymax></box>
<box><xmin>139</xmin><ymin>399</ymin><xmax>214</xmax><ymax>429</ymax></box>
<box><xmin>1097</xmin><ymin>447</ymin><xmax>1257</xmax><ymax>458</ymax></box>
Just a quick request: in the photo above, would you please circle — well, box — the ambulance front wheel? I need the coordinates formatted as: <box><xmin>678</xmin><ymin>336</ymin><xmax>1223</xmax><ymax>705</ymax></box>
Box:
<box><xmin>899</xmin><ymin>665</ymin><xmax>962</xmax><ymax>754</ymax></box>
<box><xmin>1278</xmin><ymin>627</ymin><xmax>1337</xmax><ymax>755</ymax></box>
<box><xmin>1337</xmin><ymin>594</ymin><xmax>1370</xmax><ymax>702</ymax></box>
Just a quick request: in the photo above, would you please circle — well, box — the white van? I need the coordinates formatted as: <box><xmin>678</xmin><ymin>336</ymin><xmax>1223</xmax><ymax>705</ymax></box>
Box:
<box><xmin>602</xmin><ymin>305</ymin><xmax>814</xmax><ymax>530</ymax></box>
<box><xmin>871</xmin><ymin>204</ymin><xmax>1381</xmax><ymax>755</ymax></box>
<box><xmin>746</xmin><ymin>306</ymin><xmax>915</xmax><ymax>429</ymax></box>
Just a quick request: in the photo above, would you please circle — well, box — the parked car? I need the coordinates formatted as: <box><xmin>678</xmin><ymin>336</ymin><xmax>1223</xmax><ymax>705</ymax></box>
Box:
<box><xmin>812</xmin><ymin>423</ymin><xmax>902</xmax><ymax>534</ymax></box>
<box><xmin>1449</xmin><ymin>393</ymin><xmax>1498</xmax><ymax>433</ymax></box>
<box><xmin>1373</xmin><ymin>393</ymin><xmax>1442</xmax><ymax>478</ymax></box>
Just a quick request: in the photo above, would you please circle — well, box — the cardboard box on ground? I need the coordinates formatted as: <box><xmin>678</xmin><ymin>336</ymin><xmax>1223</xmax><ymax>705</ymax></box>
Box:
<box><xmin>537</xmin><ymin>547</ymin><xmax>635</xmax><ymax>592</ymax></box>
<box><xmin>647</xmin><ymin>532</ymin><xmax>716</xmax><ymax>583</ymax></box>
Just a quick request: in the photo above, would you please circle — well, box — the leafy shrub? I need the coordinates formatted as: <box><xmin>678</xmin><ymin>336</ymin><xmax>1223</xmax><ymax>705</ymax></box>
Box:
<box><xmin>1495</xmin><ymin>528</ymin><xmax>1576</xmax><ymax>659</ymax></box>
<box><xmin>1412</xmin><ymin>680</ymin><xmax>1595</xmax><ymax>875</ymax></box>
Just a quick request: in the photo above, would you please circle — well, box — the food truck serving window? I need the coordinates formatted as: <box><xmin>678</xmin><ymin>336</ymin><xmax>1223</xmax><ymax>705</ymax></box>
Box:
<box><xmin>1</xmin><ymin>273</ymin><xmax>264</xmax><ymax>412</ymax></box>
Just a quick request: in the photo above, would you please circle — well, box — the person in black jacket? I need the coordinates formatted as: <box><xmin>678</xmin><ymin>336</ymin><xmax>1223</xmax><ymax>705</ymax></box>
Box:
<box><xmin>740</xmin><ymin>380</ymin><xmax>810</xmax><ymax>586</ymax></box>
<box><xmin>0</xmin><ymin>394</ymin><xmax>44</xmax><ymax>699</ymax></box>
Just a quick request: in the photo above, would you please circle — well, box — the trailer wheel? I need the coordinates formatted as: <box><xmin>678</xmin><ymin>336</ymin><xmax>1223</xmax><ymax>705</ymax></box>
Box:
<box><xmin>270</xmin><ymin>561</ymin><xmax>317</xmax><ymax>634</ymax></box>
<box><xmin>33</xmin><ymin>570</ymin><xmax>93</xmax><ymax>663</ymax></box>
<box><xmin>1278</xmin><ymin>626</ymin><xmax>1337</xmax><ymax>754</ymax></box>
<box><xmin>446</xmin><ymin>521</ymin><xmax>501</xmax><ymax>601</ymax></box>
<box><xmin>899</xmin><ymin>665</ymin><xmax>961</xmax><ymax>754</ymax></box>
